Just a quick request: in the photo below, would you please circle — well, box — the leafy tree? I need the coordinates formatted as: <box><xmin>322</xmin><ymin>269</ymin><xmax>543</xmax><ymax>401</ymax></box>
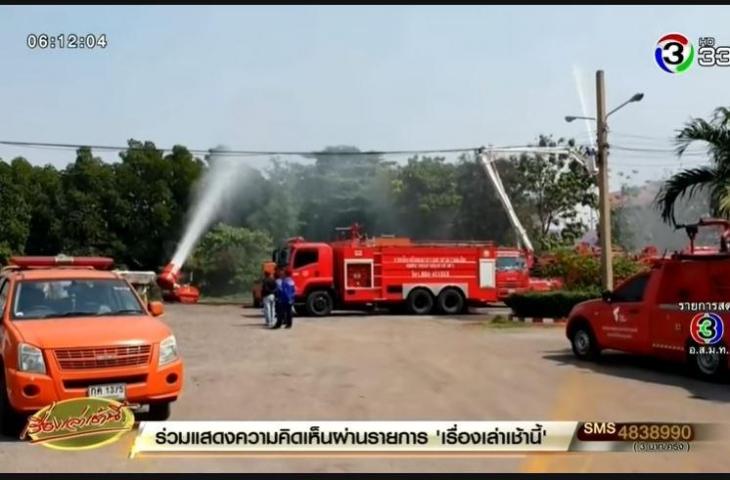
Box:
<box><xmin>188</xmin><ymin>224</ymin><xmax>272</xmax><ymax>295</ymax></box>
<box><xmin>657</xmin><ymin>107</ymin><xmax>730</xmax><ymax>224</ymax></box>
<box><xmin>292</xmin><ymin>146</ymin><xmax>389</xmax><ymax>241</ymax></box>
<box><xmin>508</xmin><ymin>136</ymin><xmax>597</xmax><ymax>250</ymax></box>
<box><xmin>58</xmin><ymin>147</ymin><xmax>122</xmax><ymax>257</ymax></box>
<box><xmin>246</xmin><ymin>158</ymin><xmax>302</xmax><ymax>244</ymax></box>
<box><xmin>0</xmin><ymin>160</ymin><xmax>32</xmax><ymax>261</ymax></box>
<box><xmin>452</xmin><ymin>154</ymin><xmax>524</xmax><ymax>243</ymax></box>
<box><xmin>391</xmin><ymin>155</ymin><xmax>462</xmax><ymax>239</ymax></box>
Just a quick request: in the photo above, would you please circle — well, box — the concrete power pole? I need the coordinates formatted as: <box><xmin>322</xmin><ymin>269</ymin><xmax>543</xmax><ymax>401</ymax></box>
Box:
<box><xmin>595</xmin><ymin>70</ymin><xmax>613</xmax><ymax>291</ymax></box>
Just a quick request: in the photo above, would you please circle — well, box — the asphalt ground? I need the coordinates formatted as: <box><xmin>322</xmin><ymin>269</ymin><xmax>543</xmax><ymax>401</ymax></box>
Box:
<box><xmin>2</xmin><ymin>304</ymin><xmax>730</xmax><ymax>473</ymax></box>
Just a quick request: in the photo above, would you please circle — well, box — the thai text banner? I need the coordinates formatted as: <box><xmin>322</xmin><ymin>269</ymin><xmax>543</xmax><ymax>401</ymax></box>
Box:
<box><xmin>130</xmin><ymin>421</ymin><xmax>578</xmax><ymax>455</ymax></box>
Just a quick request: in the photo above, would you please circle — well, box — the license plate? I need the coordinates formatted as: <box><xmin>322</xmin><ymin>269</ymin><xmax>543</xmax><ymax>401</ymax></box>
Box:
<box><xmin>88</xmin><ymin>383</ymin><xmax>126</xmax><ymax>400</ymax></box>
<box><xmin>507</xmin><ymin>289</ymin><xmax>516</xmax><ymax>294</ymax></box>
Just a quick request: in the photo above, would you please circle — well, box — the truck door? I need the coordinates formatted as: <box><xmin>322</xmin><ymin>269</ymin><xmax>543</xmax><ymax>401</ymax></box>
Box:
<box><xmin>599</xmin><ymin>272</ymin><xmax>651</xmax><ymax>353</ymax></box>
<box><xmin>290</xmin><ymin>247</ymin><xmax>320</xmax><ymax>294</ymax></box>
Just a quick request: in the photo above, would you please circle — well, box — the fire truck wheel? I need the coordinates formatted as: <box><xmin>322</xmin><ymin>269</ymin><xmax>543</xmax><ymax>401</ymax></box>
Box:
<box><xmin>406</xmin><ymin>288</ymin><xmax>435</xmax><ymax>315</ymax></box>
<box><xmin>0</xmin><ymin>371</ymin><xmax>25</xmax><ymax>437</ymax></box>
<box><xmin>306</xmin><ymin>290</ymin><xmax>333</xmax><ymax>317</ymax></box>
<box><xmin>570</xmin><ymin>323</ymin><xmax>600</xmax><ymax>361</ymax></box>
<box><xmin>688</xmin><ymin>341</ymin><xmax>727</xmax><ymax>380</ymax></box>
<box><xmin>437</xmin><ymin>288</ymin><xmax>465</xmax><ymax>315</ymax></box>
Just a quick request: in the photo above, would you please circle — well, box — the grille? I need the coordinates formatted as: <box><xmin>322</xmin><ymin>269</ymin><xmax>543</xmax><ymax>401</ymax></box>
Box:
<box><xmin>54</xmin><ymin>345</ymin><xmax>151</xmax><ymax>370</ymax></box>
<box><xmin>500</xmin><ymin>281</ymin><xmax>523</xmax><ymax>288</ymax></box>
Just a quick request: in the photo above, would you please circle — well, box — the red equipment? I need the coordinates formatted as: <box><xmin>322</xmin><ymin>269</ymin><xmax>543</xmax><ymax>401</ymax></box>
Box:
<box><xmin>275</xmin><ymin>224</ymin><xmax>499</xmax><ymax>316</ymax></box>
<box><xmin>566</xmin><ymin>218</ymin><xmax>730</xmax><ymax>379</ymax></box>
<box><xmin>157</xmin><ymin>263</ymin><xmax>200</xmax><ymax>304</ymax></box>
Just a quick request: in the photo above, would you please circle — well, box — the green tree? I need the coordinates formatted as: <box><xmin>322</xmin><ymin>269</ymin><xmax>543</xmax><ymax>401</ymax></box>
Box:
<box><xmin>657</xmin><ymin>107</ymin><xmax>730</xmax><ymax>224</ymax></box>
<box><xmin>391</xmin><ymin>155</ymin><xmax>462</xmax><ymax>239</ymax></box>
<box><xmin>112</xmin><ymin>140</ymin><xmax>203</xmax><ymax>268</ymax></box>
<box><xmin>188</xmin><ymin>224</ymin><xmax>273</xmax><ymax>295</ymax></box>
<box><xmin>0</xmin><ymin>159</ymin><xmax>32</xmax><ymax>262</ymax></box>
<box><xmin>452</xmin><ymin>154</ymin><xmax>522</xmax><ymax>243</ymax></box>
<box><xmin>508</xmin><ymin>136</ymin><xmax>597</xmax><ymax>250</ymax></box>
<box><xmin>292</xmin><ymin>146</ymin><xmax>390</xmax><ymax>241</ymax></box>
<box><xmin>58</xmin><ymin>147</ymin><xmax>122</xmax><ymax>257</ymax></box>
<box><xmin>246</xmin><ymin>158</ymin><xmax>302</xmax><ymax>244</ymax></box>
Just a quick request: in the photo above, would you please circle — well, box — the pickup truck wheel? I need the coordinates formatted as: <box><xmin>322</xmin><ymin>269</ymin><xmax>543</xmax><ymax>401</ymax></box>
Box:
<box><xmin>406</xmin><ymin>288</ymin><xmax>435</xmax><ymax>315</ymax></box>
<box><xmin>0</xmin><ymin>372</ymin><xmax>24</xmax><ymax>437</ymax></box>
<box><xmin>570</xmin><ymin>324</ymin><xmax>599</xmax><ymax>361</ymax></box>
<box><xmin>306</xmin><ymin>291</ymin><xmax>333</xmax><ymax>317</ymax></box>
<box><xmin>437</xmin><ymin>288</ymin><xmax>465</xmax><ymax>315</ymax></box>
<box><xmin>689</xmin><ymin>342</ymin><xmax>727</xmax><ymax>380</ymax></box>
<box><xmin>146</xmin><ymin>402</ymin><xmax>171</xmax><ymax>421</ymax></box>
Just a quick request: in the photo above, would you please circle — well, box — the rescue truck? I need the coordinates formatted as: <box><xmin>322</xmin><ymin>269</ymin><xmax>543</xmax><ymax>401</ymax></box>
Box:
<box><xmin>566</xmin><ymin>219</ymin><xmax>730</xmax><ymax>380</ymax></box>
<box><xmin>0</xmin><ymin>256</ymin><xmax>183</xmax><ymax>434</ymax></box>
<box><xmin>268</xmin><ymin>224</ymin><xmax>499</xmax><ymax>316</ymax></box>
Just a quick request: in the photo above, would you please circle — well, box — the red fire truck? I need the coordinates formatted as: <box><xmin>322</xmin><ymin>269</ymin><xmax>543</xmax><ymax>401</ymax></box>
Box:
<box><xmin>495</xmin><ymin>248</ymin><xmax>530</xmax><ymax>300</ymax></box>
<box><xmin>270</xmin><ymin>224</ymin><xmax>499</xmax><ymax>316</ymax></box>
<box><xmin>566</xmin><ymin>219</ymin><xmax>730</xmax><ymax>379</ymax></box>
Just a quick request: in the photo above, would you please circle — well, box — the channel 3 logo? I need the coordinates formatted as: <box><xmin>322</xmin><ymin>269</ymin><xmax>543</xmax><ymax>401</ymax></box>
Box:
<box><xmin>655</xmin><ymin>33</ymin><xmax>695</xmax><ymax>74</ymax></box>
<box><xmin>690</xmin><ymin>312</ymin><xmax>724</xmax><ymax>345</ymax></box>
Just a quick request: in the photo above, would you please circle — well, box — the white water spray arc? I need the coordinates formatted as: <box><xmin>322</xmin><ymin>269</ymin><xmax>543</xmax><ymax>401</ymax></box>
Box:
<box><xmin>160</xmin><ymin>149</ymin><xmax>251</xmax><ymax>287</ymax></box>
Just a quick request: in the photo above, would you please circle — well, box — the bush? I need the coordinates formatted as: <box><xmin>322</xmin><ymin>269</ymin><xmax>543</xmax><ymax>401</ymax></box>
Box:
<box><xmin>532</xmin><ymin>248</ymin><xmax>646</xmax><ymax>290</ymax></box>
<box><xmin>189</xmin><ymin>224</ymin><xmax>273</xmax><ymax>296</ymax></box>
<box><xmin>504</xmin><ymin>289</ymin><xmax>601</xmax><ymax>319</ymax></box>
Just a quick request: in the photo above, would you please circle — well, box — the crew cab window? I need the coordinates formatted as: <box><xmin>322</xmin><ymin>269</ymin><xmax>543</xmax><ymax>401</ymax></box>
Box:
<box><xmin>12</xmin><ymin>279</ymin><xmax>144</xmax><ymax>320</ymax></box>
<box><xmin>293</xmin><ymin>249</ymin><xmax>318</xmax><ymax>269</ymax></box>
<box><xmin>0</xmin><ymin>279</ymin><xmax>9</xmax><ymax>314</ymax></box>
<box><xmin>612</xmin><ymin>273</ymin><xmax>650</xmax><ymax>303</ymax></box>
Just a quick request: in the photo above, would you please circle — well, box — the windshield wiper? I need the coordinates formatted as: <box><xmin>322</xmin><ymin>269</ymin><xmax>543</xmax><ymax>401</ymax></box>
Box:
<box><xmin>108</xmin><ymin>309</ymin><xmax>144</xmax><ymax>315</ymax></box>
<box><xmin>42</xmin><ymin>311</ymin><xmax>100</xmax><ymax>318</ymax></box>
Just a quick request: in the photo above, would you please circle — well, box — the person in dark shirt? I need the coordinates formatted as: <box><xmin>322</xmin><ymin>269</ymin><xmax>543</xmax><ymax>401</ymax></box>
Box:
<box><xmin>261</xmin><ymin>270</ymin><xmax>278</xmax><ymax>328</ymax></box>
<box><xmin>274</xmin><ymin>267</ymin><xmax>296</xmax><ymax>329</ymax></box>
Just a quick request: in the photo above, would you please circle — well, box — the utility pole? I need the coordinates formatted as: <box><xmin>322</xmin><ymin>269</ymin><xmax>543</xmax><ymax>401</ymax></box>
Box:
<box><xmin>595</xmin><ymin>70</ymin><xmax>613</xmax><ymax>291</ymax></box>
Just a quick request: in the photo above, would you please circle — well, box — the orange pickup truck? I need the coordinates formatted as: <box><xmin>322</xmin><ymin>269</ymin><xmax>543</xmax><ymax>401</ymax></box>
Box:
<box><xmin>0</xmin><ymin>256</ymin><xmax>183</xmax><ymax>434</ymax></box>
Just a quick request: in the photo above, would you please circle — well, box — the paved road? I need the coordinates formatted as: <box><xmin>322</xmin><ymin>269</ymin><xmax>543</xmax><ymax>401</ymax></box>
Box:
<box><xmin>2</xmin><ymin>304</ymin><xmax>730</xmax><ymax>473</ymax></box>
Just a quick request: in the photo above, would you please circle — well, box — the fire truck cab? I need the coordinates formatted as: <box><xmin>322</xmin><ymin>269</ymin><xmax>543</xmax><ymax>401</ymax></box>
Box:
<box><xmin>495</xmin><ymin>248</ymin><xmax>530</xmax><ymax>300</ymax></box>
<box><xmin>566</xmin><ymin>219</ymin><xmax>730</xmax><ymax>379</ymax></box>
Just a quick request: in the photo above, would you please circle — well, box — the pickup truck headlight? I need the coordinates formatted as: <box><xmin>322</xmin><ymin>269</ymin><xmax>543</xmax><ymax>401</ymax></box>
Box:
<box><xmin>18</xmin><ymin>343</ymin><xmax>46</xmax><ymax>374</ymax></box>
<box><xmin>158</xmin><ymin>335</ymin><xmax>178</xmax><ymax>366</ymax></box>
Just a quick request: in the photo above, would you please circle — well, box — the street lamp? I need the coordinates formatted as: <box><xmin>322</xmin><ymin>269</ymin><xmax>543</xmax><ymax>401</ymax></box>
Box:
<box><xmin>607</xmin><ymin>92</ymin><xmax>644</xmax><ymax>118</ymax></box>
<box><xmin>564</xmin><ymin>71</ymin><xmax>644</xmax><ymax>291</ymax></box>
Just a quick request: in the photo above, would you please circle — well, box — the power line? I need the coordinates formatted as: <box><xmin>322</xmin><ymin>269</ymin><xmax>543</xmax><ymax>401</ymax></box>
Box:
<box><xmin>0</xmin><ymin>139</ymin><xmax>479</xmax><ymax>157</ymax></box>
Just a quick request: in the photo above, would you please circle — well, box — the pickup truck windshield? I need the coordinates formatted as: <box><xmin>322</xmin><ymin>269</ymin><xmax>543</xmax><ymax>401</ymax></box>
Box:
<box><xmin>12</xmin><ymin>279</ymin><xmax>144</xmax><ymax>320</ymax></box>
<box><xmin>496</xmin><ymin>257</ymin><xmax>526</xmax><ymax>271</ymax></box>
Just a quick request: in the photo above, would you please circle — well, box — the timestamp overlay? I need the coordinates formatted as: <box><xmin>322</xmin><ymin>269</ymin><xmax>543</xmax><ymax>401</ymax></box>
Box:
<box><xmin>26</xmin><ymin>33</ymin><xmax>108</xmax><ymax>50</ymax></box>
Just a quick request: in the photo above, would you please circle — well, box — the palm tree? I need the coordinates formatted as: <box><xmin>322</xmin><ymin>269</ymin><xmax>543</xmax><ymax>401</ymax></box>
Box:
<box><xmin>656</xmin><ymin>107</ymin><xmax>730</xmax><ymax>224</ymax></box>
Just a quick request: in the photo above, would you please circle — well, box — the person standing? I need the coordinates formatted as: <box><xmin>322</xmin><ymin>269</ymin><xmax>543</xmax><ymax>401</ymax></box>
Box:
<box><xmin>261</xmin><ymin>270</ymin><xmax>277</xmax><ymax>328</ymax></box>
<box><xmin>274</xmin><ymin>267</ymin><xmax>296</xmax><ymax>329</ymax></box>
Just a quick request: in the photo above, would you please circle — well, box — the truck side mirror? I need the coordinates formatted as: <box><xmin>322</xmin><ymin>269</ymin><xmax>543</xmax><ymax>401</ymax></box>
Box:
<box><xmin>149</xmin><ymin>301</ymin><xmax>165</xmax><ymax>317</ymax></box>
<box><xmin>601</xmin><ymin>290</ymin><xmax>613</xmax><ymax>303</ymax></box>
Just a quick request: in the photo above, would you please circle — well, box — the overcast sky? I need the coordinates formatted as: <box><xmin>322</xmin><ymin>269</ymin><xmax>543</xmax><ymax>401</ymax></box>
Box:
<box><xmin>0</xmin><ymin>5</ymin><xmax>727</xmax><ymax>188</ymax></box>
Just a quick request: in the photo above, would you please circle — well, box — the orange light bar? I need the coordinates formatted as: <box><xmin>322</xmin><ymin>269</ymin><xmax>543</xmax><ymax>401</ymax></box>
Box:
<box><xmin>9</xmin><ymin>255</ymin><xmax>115</xmax><ymax>270</ymax></box>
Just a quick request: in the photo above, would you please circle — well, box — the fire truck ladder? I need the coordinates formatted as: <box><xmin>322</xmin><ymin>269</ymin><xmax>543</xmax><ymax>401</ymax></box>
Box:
<box><xmin>477</xmin><ymin>146</ymin><xmax>594</xmax><ymax>256</ymax></box>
